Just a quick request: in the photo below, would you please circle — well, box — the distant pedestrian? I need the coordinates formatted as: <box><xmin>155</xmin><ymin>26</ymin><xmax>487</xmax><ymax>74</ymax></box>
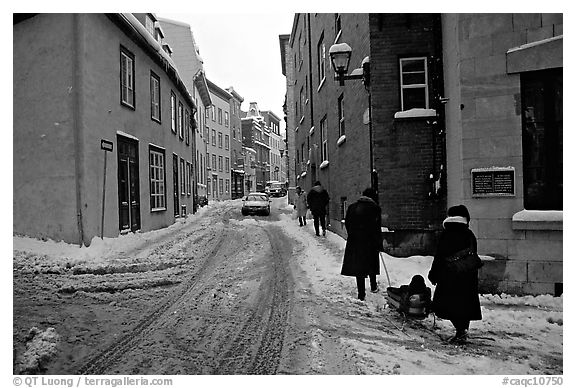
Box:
<box><xmin>294</xmin><ymin>186</ymin><xmax>308</xmax><ymax>227</ymax></box>
<box><xmin>341</xmin><ymin>187</ymin><xmax>383</xmax><ymax>301</ymax></box>
<box><xmin>306</xmin><ymin>180</ymin><xmax>330</xmax><ymax>236</ymax></box>
<box><xmin>428</xmin><ymin>204</ymin><xmax>483</xmax><ymax>343</ymax></box>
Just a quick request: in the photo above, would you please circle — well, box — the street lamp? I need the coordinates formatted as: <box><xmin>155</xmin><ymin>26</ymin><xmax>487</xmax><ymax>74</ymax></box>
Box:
<box><xmin>329</xmin><ymin>43</ymin><xmax>377</xmax><ymax>195</ymax></box>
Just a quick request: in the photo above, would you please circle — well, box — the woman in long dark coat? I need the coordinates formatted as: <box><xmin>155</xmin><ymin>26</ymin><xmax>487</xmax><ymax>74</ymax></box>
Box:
<box><xmin>341</xmin><ymin>188</ymin><xmax>383</xmax><ymax>300</ymax></box>
<box><xmin>428</xmin><ymin>204</ymin><xmax>482</xmax><ymax>343</ymax></box>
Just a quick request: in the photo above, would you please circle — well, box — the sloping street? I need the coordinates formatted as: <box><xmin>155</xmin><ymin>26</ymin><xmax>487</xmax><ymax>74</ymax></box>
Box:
<box><xmin>13</xmin><ymin>198</ymin><xmax>562</xmax><ymax>375</ymax></box>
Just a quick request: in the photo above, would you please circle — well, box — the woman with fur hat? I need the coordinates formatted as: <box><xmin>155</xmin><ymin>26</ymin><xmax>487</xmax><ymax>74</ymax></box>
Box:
<box><xmin>428</xmin><ymin>204</ymin><xmax>482</xmax><ymax>343</ymax></box>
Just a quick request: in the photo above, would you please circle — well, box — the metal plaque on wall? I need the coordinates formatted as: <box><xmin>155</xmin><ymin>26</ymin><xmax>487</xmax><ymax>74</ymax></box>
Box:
<box><xmin>471</xmin><ymin>167</ymin><xmax>515</xmax><ymax>197</ymax></box>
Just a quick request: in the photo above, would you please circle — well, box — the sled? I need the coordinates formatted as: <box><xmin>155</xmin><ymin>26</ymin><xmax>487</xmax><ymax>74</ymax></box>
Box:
<box><xmin>385</xmin><ymin>275</ymin><xmax>432</xmax><ymax>320</ymax></box>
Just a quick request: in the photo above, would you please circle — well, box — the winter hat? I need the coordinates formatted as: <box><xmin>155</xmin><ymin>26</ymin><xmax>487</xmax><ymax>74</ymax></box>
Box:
<box><xmin>362</xmin><ymin>187</ymin><xmax>378</xmax><ymax>202</ymax></box>
<box><xmin>314</xmin><ymin>180</ymin><xmax>321</xmax><ymax>186</ymax></box>
<box><xmin>447</xmin><ymin>205</ymin><xmax>470</xmax><ymax>223</ymax></box>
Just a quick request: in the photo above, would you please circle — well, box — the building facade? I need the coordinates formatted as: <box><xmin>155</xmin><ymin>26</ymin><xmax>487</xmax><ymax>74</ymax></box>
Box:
<box><xmin>157</xmin><ymin>17</ymin><xmax>212</xmax><ymax>207</ymax></box>
<box><xmin>279</xmin><ymin>33</ymin><xmax>297</xmax><ymax>204</ymax></box>
<box><xmin>241</xmin><ymin>102</ymin><xmax>271</xmax><ymax>192</ymax></box>
<box><xmin>226</xmin><ymin>87</ymin><xmax>245</xmax><ymax>199</ymax></box>
<box><xmin>206</xmin><ymin>79</ymin><xmax>233</xmax><ymax>201</ymax></box>
<box><xmin>441</xmin><ymin>14</ymin><xmax>563</xmax><ymax>295</ymax></box>
<box><xmin>14</xmin><ymin>13</ymin><xmax>197</xmax><ymax>246</ymax></box>
<box><xmin>261</xmin><ymin>110</ymin><xmax>285</xmax><ymax>184</ymax></box>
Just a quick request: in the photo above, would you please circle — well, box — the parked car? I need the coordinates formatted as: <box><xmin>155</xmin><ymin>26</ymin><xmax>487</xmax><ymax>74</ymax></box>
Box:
<box><xmin>241</xmin><ymin>193</ymin><xmax>271</xmax><ymax>216</ymax></box>
<box><xmin>265</xmin><ymin>181</ymin><xmax>286</xmax><ymax>197</ymax></box>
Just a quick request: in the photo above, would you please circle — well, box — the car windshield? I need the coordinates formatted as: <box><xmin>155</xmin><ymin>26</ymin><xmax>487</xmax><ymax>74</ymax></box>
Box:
<box><xmin>247</xmin><ymin>195</ymin><xmax>267</xmax><ymax>202</ymax></box>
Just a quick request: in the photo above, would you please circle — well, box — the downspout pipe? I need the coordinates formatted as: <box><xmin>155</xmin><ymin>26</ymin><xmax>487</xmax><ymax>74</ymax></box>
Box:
<box><xmin>73</xmin><ymin>14</ymin><xmax>85</xmax><ymax>246</ymax></box>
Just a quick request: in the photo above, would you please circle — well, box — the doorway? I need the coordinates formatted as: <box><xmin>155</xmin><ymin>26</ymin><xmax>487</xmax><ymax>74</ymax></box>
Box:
<box><xmin>117</xmin><ymin>135</ymin><xmax>141</xmax><ymax>232</ymax></box>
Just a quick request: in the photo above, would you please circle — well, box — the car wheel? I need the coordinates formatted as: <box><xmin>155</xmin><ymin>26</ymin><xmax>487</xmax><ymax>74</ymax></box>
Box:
<box><xmin>242</xmin><ymin>210</ymin><xmax>248</xmax><ymax>216</ymax></box>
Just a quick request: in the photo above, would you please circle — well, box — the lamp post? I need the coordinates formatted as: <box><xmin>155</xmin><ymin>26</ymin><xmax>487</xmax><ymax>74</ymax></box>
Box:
<box><xmin>329</xmin><ymin>43</ymin><xmax>377</xmax><ymax>195</ymax></box>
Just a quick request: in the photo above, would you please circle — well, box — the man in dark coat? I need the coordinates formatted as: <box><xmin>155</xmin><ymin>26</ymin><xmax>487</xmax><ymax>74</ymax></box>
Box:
<box><xmin>341</xmin><ymin>188</ymin><xmax>383</xmax><ymax>300</ymax></box>
<box><xmin>428</xmin><ymin>204</ymin><xmax>482</xmax><ymax>343</ymax></box>
<box><xmin>306</xmin><ymin>180</ymin><xmax>330</xmax><ymax>236</ymax></box>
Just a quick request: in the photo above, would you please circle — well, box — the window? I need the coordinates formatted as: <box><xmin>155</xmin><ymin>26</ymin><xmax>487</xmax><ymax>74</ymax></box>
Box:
<box><xmin>317</xmin><ymin>33</ymin><xmax>326</xmax><ymax>85</ymax></box>
<box><xmin>340</xmin><ymin>197</ymin><xmax>347</xmax><ymax>221</ymax></box>
<box><xmin>212</xmin><ymin>130</ymin><xmax>216</xmax><ymax>146</ymax></box>
<box><xmin>211</xmin><ymin>106</ymin><xmax>215</xmax><ymax>121</ymax></box>
<box><xmin>233</xmin><ymin>129</ymin><xmax>236</xmax><ymax>140</ymax></box>
<box><xmin>120</xmin><ymin>47</ymin><xmax>135</xmax><ymax>108</ymax></box>
<box><xmin>218</xmin><ymin>156</ymin><xmax>223</xmax><ymax>172</ymax></box>
<box><xmin>298</xmin><ymin>32</ymin><xmax>303</xmax><ymax>68</ymax></box>
<box><xmin>206</xmin><ymin>152</ymin><xmax>210</xmax><ymax>169</ymax></box>
<box><xmin>150</xmin><ymin>72</ymin><xmax>161</xmax><ymax>122</ymax></box>
<box><xmin>321</xmin><ymin>116</ymin><xmax>328</xmax><ymax>161</ymax></box>
<box><xmin>399</xmin><ymin>57</ymin><xmax>429</xmax><ymax>110</ymax></box>
<box><xmin>225</xmin><ymin>179</ymin><xmax>230</xmax><ymax>194</ymax></box>
<box><xmin>207</xmin><ymin>178</ymin><xmax>211</xmax><ymax>195</ymax></box>
<box><xmin>225</xmin><ymin>135</ymin><xmax>229</xmax><ymax>150</ymax></box>
<box><xmin>338</xmin><ymin>93</ymin><xmax>345</xmax><ymax>137</ymax></box>
<box><xmin>218</xmin><ymin>132</ymin><xmax>223</xmax><ymax>148</ymax></box>
<box><xmin>178</xmin><ymin>102</ymin><xmax>184</xmax><ymax>139</ymax></box>
<box><xmin>149</xmin><ymin>147</ymin><xmax>166</xmax><ymax>211</ymax></box>
<box><xmin>186</xmin><ymin>162</ymin><xmax>192</xmax><ymax>196</ymax></box>
<box><xmin>206</xmin><ymin>107</ymin><xmax>210</xmax><ymax>119</ymax></box>
<box><xmin>185</xmin><ymin>109</ymin><xmax>190</xmax><ymax>145</ymax></box>
<box><xmin>219</xmin><ymin>179</ymin><xmax>224</xmax><ymax>195</ymax></box>
<box><xmin>180</xmin><ymin>158</ymin><xmax>186</xmax><ymax>195</ymax></box>
<box><xmin>225</xmin><ymin>111</ymin><xmax>229</xmax><ymax>127</ymax></box>
<box><xmin>521</xmin><ymin>68</ymin><xmax>562</xmax><ymax>210</ymax></box>
<box><xmin>335</xmin><ymin>14</ymin><xmax>342</xmax><ymax>40</ymax></box>
<box><xmin>225</xmin><ymin>157</ymin><xmax>230</xmax><ymax>171</ymax></box>
<box><xmin>170</xmin><ymin>92</ymin><xmax>176</xmax><ymax>133</ymax></box>
<box><xmin>212</xmin><ymin>154</ymin><xmax>216</xmax><ymax>169</ymax></box>
<box><xmin>305</xmin><ymin>76</ymin><xmax>309</xmax><ymax>102</ymax></box>
<box><xmin>300</xmin><ymin>87</ymin><xmax>305</xmax><ymax>120</ymax></box>
<box><xmin>218</xmin><ymin>108</ymin><xmax>223</xmax><ymax>124</ymax></box>
<box><xmin>145</xmin><ymin>15</ymin><xmax>155</xmax><ymax>37</ymax></box>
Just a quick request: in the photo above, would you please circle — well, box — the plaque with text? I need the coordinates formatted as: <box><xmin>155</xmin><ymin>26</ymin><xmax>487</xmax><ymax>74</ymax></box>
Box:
<box><xmin>471</xmin><ymin>167</ymin><xmax>515</xmax><ymax>197</ymax></box>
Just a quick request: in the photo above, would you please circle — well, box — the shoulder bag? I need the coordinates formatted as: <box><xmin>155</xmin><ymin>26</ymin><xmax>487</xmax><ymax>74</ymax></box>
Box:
<box><xmin>444</xmin><ymin>247</ymin><xmax>483</xmax><ymax>274</ymax></box>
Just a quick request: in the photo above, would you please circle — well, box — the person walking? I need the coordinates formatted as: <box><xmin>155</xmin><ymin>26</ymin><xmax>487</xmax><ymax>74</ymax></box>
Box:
<box><xmin>294</xmin><ymin>186</ymin><xmax>308</xmax><ymax>227</ymax></box>
<box><xmin>306</xmin><ymin>181</ymin><xmax>330</xmax><ymax>236</ymax></box>
<box><xmin>341</xmin><ymin>187</ymin><xmax>383</xmax><ymax>301</ymax></box>
<box><xmin>428</xmin><ymin>204</ymin><xmax>482</xmax><ymax>343</ymax></box>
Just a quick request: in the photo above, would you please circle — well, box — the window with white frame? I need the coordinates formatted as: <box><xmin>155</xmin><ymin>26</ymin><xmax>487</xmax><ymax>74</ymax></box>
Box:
<box><xmin>338</xmin><ymin>93</ymin><xmax>345</xmax><ymax>137</ymax></box>
<box><xmin>399</xmin><ymin>57</ymin><xmax>429</xmax><ymax>111</ymax></box>
<box><xmin>150</xmin><ymin>72</ymin><xmax>160</xmax><ymax>122</ymax></box>
<box><xmin>149</xmin><ymin>147</ymin><xmax>166</xmax><ymax>211</ymax></box>
<box><xmin>212</xmin><ymin>154</ymin><xmax>216</xmax><ymax>169</ymax></box>
<box><xmin>321</xmin><ymin>116</ymin><xmax>328</xmax><ymax>161</ymax></box>
<box><xmin>120</xmin><ymin>47</ymin><xmax>135</xmax><ymax>108</ymax></box>
<box><xmin>180</xmin><ymin>158</ymin><xmax>186</xmax><ymax>195</ymax></box>
<box><xmin>211</xmin><ymin>106</ymin><xmax>215</xmax><ymax>121</ymax></box>
<box><xmin>225</xmin><ymin>135</ymin><xmax>229</xmax><ymax>150</ymax></box>
<box><xmin>170</xmin><ymin>92</ymin><xmax>176</xmax><ymax>133</ymax></box>
<box><xmin>178</xmin><ymin>102</ymin><xmax>184</xmax><ymax>139</ymax></box>
<box><xmin>317</xmin><ymin>33</ymin><xmax>326</xmax><ymax>85</ymax></box>
<box><xmin>145</xmin><ymin>15</ymin><xmax>155</xmax><ymax>37</ymax></box>
<box><xmin>225</xmin><ymin>111</ymin><xmax>229</xmax><ymax>127</ymax></box>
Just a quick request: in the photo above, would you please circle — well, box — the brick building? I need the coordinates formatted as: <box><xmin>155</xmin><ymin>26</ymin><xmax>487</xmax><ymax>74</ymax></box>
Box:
<box><xmin>14</xmin><ymin>14</ymin><xmax>197</xmax><ymax>245</ymax></box>
<box><xmin>283</xmin><ymin>13</ymin><xmax>563</xmax><ymax>295</ymax></box>
<box><xmin>226</xmin><ymin>87</ymin><xmax>245</xmax><ymax>199</ymax></box>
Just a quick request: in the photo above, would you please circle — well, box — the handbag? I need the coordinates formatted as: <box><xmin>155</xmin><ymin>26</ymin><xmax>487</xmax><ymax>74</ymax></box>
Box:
<box><xmin>444</xmin><ymin>247</ymin><xmax>483</xmax><ymax>274</ymax></box>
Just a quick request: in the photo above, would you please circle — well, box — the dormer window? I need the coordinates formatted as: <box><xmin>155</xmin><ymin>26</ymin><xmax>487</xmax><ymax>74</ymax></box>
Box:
<box><xmin>145</xmin><ymin>15</ymin><xmax>155</xmax><ymax>38</ymax></box>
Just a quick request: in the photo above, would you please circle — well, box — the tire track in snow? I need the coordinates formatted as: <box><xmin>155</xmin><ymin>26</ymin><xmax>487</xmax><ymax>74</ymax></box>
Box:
<box><xmin>77</xmin><ymin>209</ymin><xmax>236</xmax><ymax>375</ymax></box>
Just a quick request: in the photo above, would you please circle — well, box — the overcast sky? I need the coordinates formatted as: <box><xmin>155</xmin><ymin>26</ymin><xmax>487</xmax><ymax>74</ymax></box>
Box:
<box><xmin>159</xmin><ymin>13</ymin><xmax>295</xmax><ymax>130</ymax></box>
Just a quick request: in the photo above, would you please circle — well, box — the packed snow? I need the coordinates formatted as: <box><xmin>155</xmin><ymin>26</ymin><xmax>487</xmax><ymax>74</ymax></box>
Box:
<box><xmin>11</xmin><ymin>198</ymin><xmax>566</xmax><ymax>379</ymax></box>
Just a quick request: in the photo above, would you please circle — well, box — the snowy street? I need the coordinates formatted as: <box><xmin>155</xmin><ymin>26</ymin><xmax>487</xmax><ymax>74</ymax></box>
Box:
<box><xmin>13</xmin><ymin>198</ymin><xmax>562</xmax><ymax>375</ymax></box>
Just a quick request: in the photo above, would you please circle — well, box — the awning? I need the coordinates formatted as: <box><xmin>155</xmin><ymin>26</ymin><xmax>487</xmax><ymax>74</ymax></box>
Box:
<box><xmin>506</xmin><ymin>35</ymin><xmax>562</xmax><ymax>74</ymax></box>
